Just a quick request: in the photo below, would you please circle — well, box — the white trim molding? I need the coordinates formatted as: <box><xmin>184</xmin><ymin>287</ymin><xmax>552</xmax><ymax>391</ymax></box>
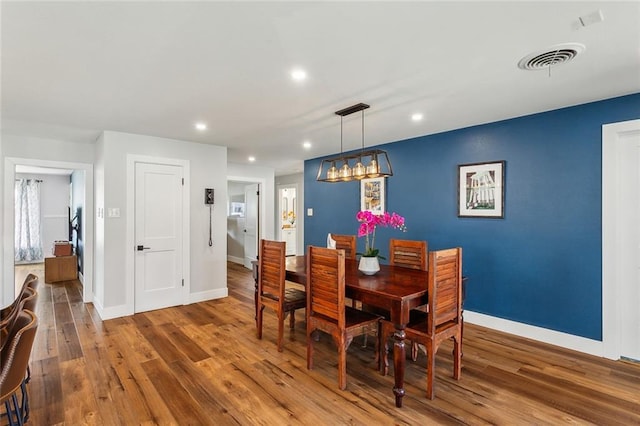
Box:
<box><xmin>602</xmin><ymin>119</ymin><xmax>640</xmax><ymax>360</ymax></box>
<box><xmin>465</xmin><ymin>311</ymin><xmax>603</xmax><ymax>357</ymax></box>
<box><xmin>188</xmin><ymin>288</ymin><xmax>228</xmax><ymax>305</ymax></box>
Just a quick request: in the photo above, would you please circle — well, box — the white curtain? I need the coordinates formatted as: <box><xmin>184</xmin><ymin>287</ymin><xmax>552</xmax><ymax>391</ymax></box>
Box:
<box><xmin>15</xmin><ymin>179</ymin><xmax>43</xmax><ymax>262</ymax></box>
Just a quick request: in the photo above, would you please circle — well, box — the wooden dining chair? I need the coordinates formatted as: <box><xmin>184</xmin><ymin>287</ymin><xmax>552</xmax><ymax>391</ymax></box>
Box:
<box><xmin>328</xmin><ymin>234</ymin><xmax>357</xmax><ymax>260</ymax></box>
<box><xmin>306</xmin><ymin>246</ymin><xmax>381</xmax><ymax>390</ymax></box>
<box><xmin>380</xmin><ymin>247</ymin><xmax>463</xmax><ymax>399</ymax></box>
<box><xmin>256</xmin><ymin>239</ymin><xmax>306</xmax><ymax>352</ymax></box>
<box><xmin>0</xmin><ymin>310</ymin><xmax>38</xmax><ymax>425</ymax></box>
<box><xmin>389</xmin><ymin>239</ymin><xmax>427</xmax><ymax>271</ymax></box>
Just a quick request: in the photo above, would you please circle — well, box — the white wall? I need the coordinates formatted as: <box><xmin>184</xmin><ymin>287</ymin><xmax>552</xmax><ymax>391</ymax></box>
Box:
<box><xmin>94</xmin><ymin>131</ymin><xmax>228</xmax><ymax>319</ymax></box>
<box><xmin>15</xmin><ymin>172</ymin><xmax>70</xmax><ymax>260</ymax></box>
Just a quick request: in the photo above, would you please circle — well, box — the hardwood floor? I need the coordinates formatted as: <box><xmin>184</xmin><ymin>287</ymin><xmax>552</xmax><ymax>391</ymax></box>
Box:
<box><xmin>8</xmin><ymin>262</ymin><xmax>640</xmax><ymax>425</ymax></box>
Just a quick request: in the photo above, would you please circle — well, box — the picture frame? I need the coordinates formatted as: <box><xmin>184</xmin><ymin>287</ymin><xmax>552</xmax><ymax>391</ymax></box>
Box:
<box><xmin>360</xmin><ymin>177</ymin><xmax>385</xmax><ymax>214</ymax></box>
<box><xmin>230</xmin><ymin>202</ymin><xmax>245</xmax><ymax>217</ymax></box>
<box><xmin>458</xmin><ymin>161</ymin><xmax>505</xmax><ymax>218</ymax></box>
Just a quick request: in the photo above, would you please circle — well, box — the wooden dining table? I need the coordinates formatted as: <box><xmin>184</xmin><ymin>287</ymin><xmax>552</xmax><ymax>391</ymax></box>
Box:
<box><xmin>253</xmin><ymin>255</ymin><xmax>433</xmax><ymax>408</ymax></box>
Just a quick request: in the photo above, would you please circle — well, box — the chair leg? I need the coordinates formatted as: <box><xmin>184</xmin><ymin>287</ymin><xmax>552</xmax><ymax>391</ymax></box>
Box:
<box><xmin>411</xmin><ymin>342</ymin><xmax>419</xmax><ymax>361</ymax></box>
<box><xmin>256</xmin><ymin>305</ymin><xmax>264</xmax><ymax>339</ymax></box>
<box><xmin>306</xmin><ymin>327</ymin><xmax>314</xmax><ymax>370</ymax></box>
<box><xmin>338</xmin><ymin>336</ymin><xmax>347</xmax><ymax>390</ymax></box>
<box><xmin>426</xmin><ymin>344</ymin><xmax>436</xmax><ymax>400</ymax></box>
<box><xmin>20</xmin><ymin>380</ymin><xmax>30</xmax><ymax>422</ymax></box>
<box><xmin>4</xmin><ymin>400</ymin><xmax>16</xmax><ymax>426</ymax></box>
<box><xmin>380</xmin><ymin>325</ymin><xmax>391</xmax><ymax>376</ymax></box>
<box><xmin>277</xmin><ymin>310</ymin><xmax>285</xmax><ymax>352</ymax></box>
<box><xmin>289</xmin><ymin>310</ymin><xmax>296</xmax><ymax>329</ymax></box>
<box><xmin>453</xmin><ymin>336</ymin><xmax>462</xmax><ymax>380</ymax></box>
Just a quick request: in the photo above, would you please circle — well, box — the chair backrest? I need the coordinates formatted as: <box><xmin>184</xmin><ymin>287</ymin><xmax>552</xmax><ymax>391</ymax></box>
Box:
<box><xmin>0</xmin><ymin>288</ymin><xmax>38</xmax><ymax>352</ymax></box>
<box><xmin>0</xmin><ymin>310</ymin><xmax>38</xmax><ymax>400</ymax></box>
<box><xmin>427</xmin><ymin>248</ymin><xmax>462</xmax><ymax>332</ymax></box>
<box><xmin>1</xmin><ymin>274</ymin><xmax>39</xmax><ymax>320</ymax></box>
<box><xmin>329</xmin><ymin>234</ymin><xmax>357</xmax><ymax>260</ymax></box>
<box><xmin>389</xmin><ymin>239</ymin><xmax>428</xmax><ymax>271</ymax></box>
<box><xmin>307</xmin><ymin>246</ymin><xmax>345</xmax><ymax>328</ymax></box>
<box><xmin>258</xmin><ymin>239</ymin><xmax>286</xmax><ymax>301</ymax></box>
<box><xmin>1</xmin><ymin>286</ymin><xmax>37</xmax><ymax>327</ymax></box>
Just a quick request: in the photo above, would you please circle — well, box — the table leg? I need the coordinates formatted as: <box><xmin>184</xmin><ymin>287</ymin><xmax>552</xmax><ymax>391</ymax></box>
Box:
<box><xmin>392</xmin><ymin>325</ymin><xmax>407</xmax><ymax>408</ymax></box>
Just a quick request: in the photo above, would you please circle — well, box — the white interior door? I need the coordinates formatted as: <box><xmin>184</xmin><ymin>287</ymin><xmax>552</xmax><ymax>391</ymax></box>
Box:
<box><xmin>135</xmin><ymin>162</ymin><xmax>184</xmax><ymax>313</ymax></box>
<box><xmin>243</xmin><ymin>183</ymin><xmax>259</xmax><ymax>269</ymax></box>
<box><xmin>603</xmin><ymin>119</ymin><xmax>640</xmax><ymax>361</ymax></box>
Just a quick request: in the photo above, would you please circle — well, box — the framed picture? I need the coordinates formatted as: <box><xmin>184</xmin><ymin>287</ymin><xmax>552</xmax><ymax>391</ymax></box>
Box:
<box><xmin>458</xmin><ymin>161</ymin><xmax>505</xmax><ymax>218</ymax></box>
<box><xmin>360</xmin><ymin>177</ymin><xmax>385</xmax><ymax>214</ymax></box>
<box><xmin>230</xmin><ymin>202</ymin><xmax>245</xmax><ymax>217</ymax></box>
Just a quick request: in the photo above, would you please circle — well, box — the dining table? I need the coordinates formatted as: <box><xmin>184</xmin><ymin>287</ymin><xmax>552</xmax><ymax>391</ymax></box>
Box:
<box><xmin>253</xmin><ymin>255</ymin><xmax>438</xmax><ymax>408</ymax></box>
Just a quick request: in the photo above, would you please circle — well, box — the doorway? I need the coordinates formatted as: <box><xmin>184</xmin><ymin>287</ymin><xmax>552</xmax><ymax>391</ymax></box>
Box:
<box><xmin>133</xmin><ymin>161</ymin><xmax>185</xmax><ymax>313</ymax></box>
<box><xmin>602</xmin><ymin>119</ymin><xmax>640</xmax><ymax>361</ymax></box>
<box><xmin>3</xmin><ymin>157</ymin><xmax>94</xmax><ymax>306</ymax></box>
<box><xmin>278</xmin><ymin>184</ymin><xmax>297</xmax><ymax>256</ymax></box>
<box><xmin>227</xmin><ymin>178</ymin><xmax>262</xmax><ymax>270</ymax></box>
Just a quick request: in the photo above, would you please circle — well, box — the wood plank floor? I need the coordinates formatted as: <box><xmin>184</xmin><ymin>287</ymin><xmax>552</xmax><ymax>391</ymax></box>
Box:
<box><xmin>8</xmin><ymin>262</ymin><xmax>640</xmax><ymax>425</ymax></box>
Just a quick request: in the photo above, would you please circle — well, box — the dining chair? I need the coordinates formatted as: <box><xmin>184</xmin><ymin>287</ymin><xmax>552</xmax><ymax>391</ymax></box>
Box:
<box><xmin>1</xmin><ymin>288</ymin><xmax>38</xmax><ymax>351</ymax></box>
<box><xmin>380</xmin><ymin>247</ymin><xmax>463</xmax><ymax>399</ymax></box>
<box><xmin>306</xmin><ymin>246</ymin><xmax>381</xmax><ymax>390</ymax></box>
<box><xmin>256</xmin><ymin>239</ymin><xmax>306</xmax><ymax>352</ymax></box>
<box><xmin>1</xmin><ymin>274</ymin><xmax>39</xmax><ymax>321</ymax></box>
<box><xmin>328</xmin><ymin>234</ymin><xmax>357</xmax><ymax>260</ymax></box>
<box><xmin>0</xmin><ymin>309</ymin><xmax>38</xmax><ymax>426</ymax></box>
<box><xmin>389</xmin><ymin>239</ymin><xmax>427</xmax><ymax>271</ymax></box>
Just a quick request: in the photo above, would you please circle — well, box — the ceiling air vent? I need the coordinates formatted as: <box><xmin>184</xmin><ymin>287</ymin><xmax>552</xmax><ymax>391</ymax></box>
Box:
<box><xmin>518</xmin><ymin>43</ymin><xmax>585</xmax><ymax>71</ymax></box>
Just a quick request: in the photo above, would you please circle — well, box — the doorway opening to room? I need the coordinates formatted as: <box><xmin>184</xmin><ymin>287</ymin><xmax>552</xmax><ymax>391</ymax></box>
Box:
<box><xmin>4</xmin><ymin>157</ymin><xmax>93</xmax><ymax>307</ymax></box>
<box><xmin>602</xmin><ymin>119</ymin><xmax>640</xmax><ymax>363</ymax></box>
<box><xmin>227</xmin><ymin>179</ymin><xmax>261</xmax><ymax>270</ymax></box>
<box><xmin>277</xmin><ymin>184</ymin><xmax>298</xmax><ymax>256</ymax></box>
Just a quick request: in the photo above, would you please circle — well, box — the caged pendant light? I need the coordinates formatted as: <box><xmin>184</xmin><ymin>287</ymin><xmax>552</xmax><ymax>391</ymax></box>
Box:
<box><xmin>316</xmin><ymin>103</ymin><xmax>393</xmax><ymax>183</ymax></box>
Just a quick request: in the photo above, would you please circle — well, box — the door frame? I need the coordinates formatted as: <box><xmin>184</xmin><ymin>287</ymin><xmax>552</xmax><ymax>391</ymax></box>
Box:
<box><xmin>227</xmin><ymin>176</ymin><xmax>266</xmax><ymax>266</ymax></box>
<box><xmin>277</xmin><ymin>183</ymin><xmax>299</xmax><ymax>254</ymax></box>
<box><xmin>126</xmin><ymin>155</ymin><xmax>190</xmax><ymax>315</ymax></box>
<box><xmin>602</xmin><ymin>119</ymin><xmax>640</xmax><ymax>360</ymax></box>
<box><xmin>3</xmin><ymin>157</ymin><xmax>94</xmax><ymax>306</ymax></box>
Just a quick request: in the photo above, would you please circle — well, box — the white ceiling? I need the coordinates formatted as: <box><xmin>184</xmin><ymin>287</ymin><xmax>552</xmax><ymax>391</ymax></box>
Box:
<box><xmin>2</xmin><ymin>1</ymin><xmax>639</xmax><ymax>175</ymax></box>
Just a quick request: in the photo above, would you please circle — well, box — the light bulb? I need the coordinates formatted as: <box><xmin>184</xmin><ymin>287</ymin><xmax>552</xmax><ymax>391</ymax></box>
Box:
<box><xmin>327</xmin><ymin>163</ymin><xmax>338</xmax><ymax>180</ymax></box>
<box><xmin>366</xmin><ymin>159</ymin><xmax>379</xmax><ymax>177</ymax></box>
<box><xmin>353</xmin><ymin>160</ymin><xmax>366</xmax><ymax>179</ymax></box>
<box><xmin>339</xmin><ymin>162</ymin><xmax>352</xmax><ymax>180</ymax></box>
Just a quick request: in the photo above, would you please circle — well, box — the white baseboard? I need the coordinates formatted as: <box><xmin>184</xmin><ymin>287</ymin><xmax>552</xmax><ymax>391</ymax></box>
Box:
<box><xmin>464</xmin><ymin>310</ymin><xmax>604</xmax><ymax>357</ymax></box>
<box><xmin>78</xmin><ymin>271</ymin><xmax>84</xmax><ymax>285</ymax></box>
<box><xmin>91</xmin><ymin>298</ymin><xmax>133</xmax><ymax>321</ymax></box>
<box><xmin>188</xmin><ymin>287</ymin><xmax>228</xmax><ymax>304</ymax></box>
<box><xmin>92</xmin><ymin>288</ymin><xmax>228</xmax><ymax>320</ymax></box>
<box><xmin>227</xmin><ymin>255</ymin><xmax>244</xmax><ymax>264</ymax></box>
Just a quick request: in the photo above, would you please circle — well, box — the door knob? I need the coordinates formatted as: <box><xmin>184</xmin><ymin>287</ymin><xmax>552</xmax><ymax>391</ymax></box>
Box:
<box><xmin>137</xmin><ymin>245</ymin><xmax>151</xmax><ymax>251</ymax></box>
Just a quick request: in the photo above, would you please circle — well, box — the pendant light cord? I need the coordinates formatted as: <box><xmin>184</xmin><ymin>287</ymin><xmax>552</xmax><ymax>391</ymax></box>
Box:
<box><xmin>209</xmin><ymin>204</ymin><xmax>213</xmax><ymax>247</ymax></box>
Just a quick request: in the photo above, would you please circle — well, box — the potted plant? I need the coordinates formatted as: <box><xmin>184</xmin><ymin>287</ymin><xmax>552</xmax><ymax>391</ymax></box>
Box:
<box><xmin>356</xmin><ymin>210</ymin><xmax>406</xmax><ymax>275</ymax></box>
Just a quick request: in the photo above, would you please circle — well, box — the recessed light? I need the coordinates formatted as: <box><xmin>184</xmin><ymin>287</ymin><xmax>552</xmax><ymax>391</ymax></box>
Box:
<box><xmin>411</xmin><ymin>113</ymin><xmax>423</xmax><ymax>122</ymax></box>
<box><xmin>248</xmin><ymin>156</ymin><xmax>256</xmax><ymax>162</ymax></box>
<box><xmin>303</xmin><ymin>141</ymin><xmax>312</xmax><ymax>149</ymax></box>
<box><xmin>195</xmin><ymin>122</ymin><xmax>207</xmax><ymax>131</ymax></box>
<box><xmin>291</xmin><ymin>68</ymin><xmax>307</xmax><ymax>81</ymax></box>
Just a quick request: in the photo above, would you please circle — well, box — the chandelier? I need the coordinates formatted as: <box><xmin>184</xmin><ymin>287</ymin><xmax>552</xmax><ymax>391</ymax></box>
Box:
<box><xmin>316</xmin><ymin>103</ymin><xmax>393</xmax><ymax>183</ymax></box>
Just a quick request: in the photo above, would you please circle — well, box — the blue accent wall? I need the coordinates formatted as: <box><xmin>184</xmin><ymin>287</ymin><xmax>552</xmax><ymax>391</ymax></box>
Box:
<box><xmin>304</xmin><ymin>93</ymin><xmax>640</xmax><ymax>340</ymax></box>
